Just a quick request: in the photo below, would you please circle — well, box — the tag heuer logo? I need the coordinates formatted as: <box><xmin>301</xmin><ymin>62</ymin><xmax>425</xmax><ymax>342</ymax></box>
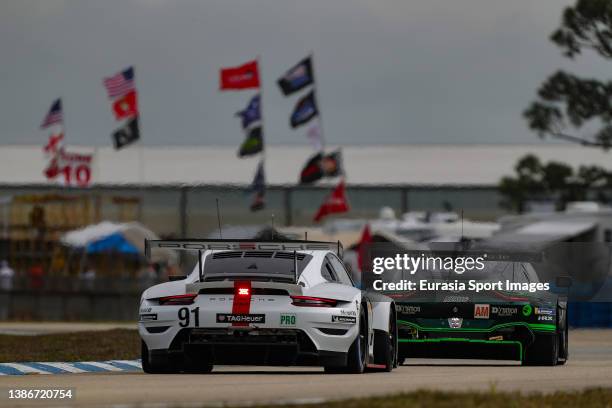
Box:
<box><xmin>216</xmin><ymin>314</ymin><xmax>265</xmax><ymax>323</ymax></box>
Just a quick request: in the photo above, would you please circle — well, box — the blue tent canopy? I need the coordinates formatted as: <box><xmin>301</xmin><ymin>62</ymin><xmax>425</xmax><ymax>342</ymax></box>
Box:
<box><xmin>86</xmin><ymin>232</ymin><xmax>140</xmax><ymax>255</ymax></box>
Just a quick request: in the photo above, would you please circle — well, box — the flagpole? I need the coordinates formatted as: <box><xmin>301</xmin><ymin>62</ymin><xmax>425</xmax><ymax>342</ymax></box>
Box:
<box><xmin>138</xmin><ymin>142</ymin><xmax>144</xmax><ymax>184</ymax></box>
<box><xmin>309</xmin><ymin>51</ymin><xmax>325</xmax><ymax>151</ymax></box>
<box><xmin>59</xmin><ymin>98</ymin><xmax>67</xmax><ymax>187</ymax></box>
<box><xmin>257</xmin><ymin>55</ymin><xmax>266</xmax><ymax>201</ymax></box>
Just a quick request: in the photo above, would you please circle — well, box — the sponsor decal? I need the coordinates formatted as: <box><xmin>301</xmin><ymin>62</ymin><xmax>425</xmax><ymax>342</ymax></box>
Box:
<box><xmin>397</xmin><ymin>305</ymin><xmax>421</xmax><ymax>315</ymax></box>
<box><xmin>332</xmin><ymin>315</ymin><xmax>357</xmax><ymax>324</ymax></box>
<box><xmin>491</xmin><ymin>306</ymin><xmax>518</xmax><ymax>317</ymax></box>
<box><xmin>474</xmin><ymin>304</ymin><xmax>490</xmax><ymax>319</ymax></box>
<box><xmin>340</xmin><ymin>309</ymin><xmax>357</xmax><ymax>317</ymax></box>
<box><xmin>139</xmin><ymin>313</ymin><xmax>157</xmax><ymax>321</ymax></box>
<box><xmin>535</xmin><ymin>307</ymin><xmax>554</xmax><ymax>316</ymax></box>
<box><xmin>443</xmin><ymin>295</ymin><xmax>470</xmax><ymax>303</ymax></box>
<box><xmin>216</xmin><ymin>313</ymin><xmax>265</xmax><ymax>324</ymax></box>
<box><xmin>538</xmin><ymin>315</ymin><xmax>554</xmax><ymax>322</ymax></box>
<box><xmin>448</xmin><ymin>317</ymin><xmax>463</xmax><ymax>328</ymax></box>
<box><xmin>522</xmin><ymin>304</ymin><xmax>533</xmax><ymax>317</ymax></box>
<box><xmin>280</xmin><ymin>313</ymin><xmax>297</xmax><ymax>326</ymax></box>
<box><xmin>489</xmin><ymin>335</ymin><xmax>503</xmax><ymax>341</ymax></box>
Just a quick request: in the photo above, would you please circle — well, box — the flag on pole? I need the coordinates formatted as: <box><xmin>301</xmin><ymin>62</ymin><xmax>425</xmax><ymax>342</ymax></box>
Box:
<box><xmin>250</xmin><ymin>160</ymin><xmax>265</xmax><ymax>212</ymax></box>
<box><xmin>299</xmin><ymin>150</ymin><xmax>343</xmax><ymax>184</ymax></box>
<box><xmin>277</xmin><ymin>56</ymin><xmax>314</xmax><ymax>96</ymax></box>
<box><xmin>236</xmin><ymin>94</ymin><xmax>261</xmax><ymax>129</ymax></box>
<box><xmin>238</xmin><ymin>126</ymin><xmax>264</xmax><ymax>157</ymax></box>
<box><xmin>220</xmin><ymin>60</ymin><xmax>260</xmax><ymax>90</ymax></box>
<box><xmin>40</xmin><ymin>99</ymin><xmax>63</xmax><ymax>129</ymax></box>
<box><xmin>112</xmin><ymin>90</ymin><xmax>139</xmax><ymax>120</ymax></box>
<box><xmin>306</xmin><ymin>121</ymin><xmax>323</xmax><ymax>151</ymax></box>
<box><xmin>290</xmin><ymin>91</ymin><xmax>318</xmax><ymax>128</ymax></box>
<box><xmin>313</xmin><ymin>180</ymin><xmax>349</xmax><ymax>222</ymax></box>
<box><xmin>112</xmin><ymin>116</ymin><xmax>140</xmax><ymax>150</ymax></box>
<box><xmin>103</xmin><ymin>66</ymin><xmax>135</xmax><ymax>99</ymax></box>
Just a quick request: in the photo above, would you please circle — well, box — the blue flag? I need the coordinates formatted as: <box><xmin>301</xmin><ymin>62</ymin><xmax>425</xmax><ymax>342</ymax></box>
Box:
<box><xmin>236</xmin><ymin>94</ymin><xmax>261</xmax><ymax>129</ymax></box>
<box><xmin>277</xmin><ymin>57</ymin><xmax>314</xmax><ymax>96</ymax></box>
<box><xmin>290</xmin><ymin>91</ymin><xmax>318</xmax><ymax>128</ymax></box>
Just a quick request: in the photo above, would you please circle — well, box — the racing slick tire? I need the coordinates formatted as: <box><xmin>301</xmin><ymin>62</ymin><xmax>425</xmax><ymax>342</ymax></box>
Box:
<box><xmin>523</xmin><ymin>333</ymin><xmax>559</xmax><ymax>366</ymax></box>
<box><xmin>324</xmin><ymin>304</ymin><xmax>368</xmax><ymax>374</ymax></box>
<box><xmin>382</xmin><ymin>310</ymin><xmax>398</xmax><ymax>371</ymax></box>
<box><xmin>141</xmin><ymin>341</ymin><xmax>179</xmax><ymax>374</ymax></box>
<box><xmin>557</xmin><ymin>305</ymin><xmax>569</xmax><ymax>365</ymax></box>
<box><xmin>371</xmin><ymin>310</ymin><xmax>398</xmax><ymax>372</ymax></box>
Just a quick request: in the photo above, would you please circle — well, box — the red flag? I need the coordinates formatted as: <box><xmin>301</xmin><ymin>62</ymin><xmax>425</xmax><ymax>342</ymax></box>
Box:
<box><xmin>313</xmin><ymin>180</ymin><xmax>349</xmax><ymax>222</ymax></box>
<box><xmin>112</xmin><ymin>90</ymin><xmax>139</xmax><ymax>120</ymax></box>
<box><xmin>220</xmin><ymin>60</ymin><xmax>260</xmax><ymax>90</ymax></box>
<box><xmin>357</xmin><ymin>224</ymin><xmax>372</xmax><ymax>272</ymax></box>
<box><xmin>44</xmin><ymin>156</ymin><xmax>60</xmax><ymax>179</ymax></box>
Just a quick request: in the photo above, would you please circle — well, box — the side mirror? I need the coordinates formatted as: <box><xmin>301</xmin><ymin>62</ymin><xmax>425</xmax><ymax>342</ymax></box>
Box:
<box><xmin>168</xmin><ymin>275</ymin><xmax>187</xmax><ymax>281</ymax></box>
<box><xmin>556</xmin><ymin>276</ymin><xmax>572</xmax><ymax>288</ymax></box>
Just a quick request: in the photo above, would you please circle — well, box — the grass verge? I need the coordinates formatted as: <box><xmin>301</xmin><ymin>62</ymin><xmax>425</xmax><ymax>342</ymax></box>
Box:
<box><xmin>0</xmin><ymin>329</ymin><xmax>139</xmax><ymax>362</ymax></box>
<box><xmin>259</xmin><ymin>388</ymin><xmax>612</xmax><ymax>408</ymax></box>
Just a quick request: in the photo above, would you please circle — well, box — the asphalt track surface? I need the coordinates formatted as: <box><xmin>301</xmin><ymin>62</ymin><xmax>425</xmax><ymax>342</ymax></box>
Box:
<box><xmin>2</xmin><ymin>330</ymin><xmax>612</xmax><ymax>407</ymax></box>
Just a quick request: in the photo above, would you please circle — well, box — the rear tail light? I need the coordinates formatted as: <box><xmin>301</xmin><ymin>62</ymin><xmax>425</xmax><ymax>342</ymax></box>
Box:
<box><xmin>158</xmin><ymin>294</ymin><xmax>197</xmax><ymax>305</ymax></box>
<box><xmin>290</xmin><ymin>295</ymin><xmax>337</xmax><ymax>307</ymax></box>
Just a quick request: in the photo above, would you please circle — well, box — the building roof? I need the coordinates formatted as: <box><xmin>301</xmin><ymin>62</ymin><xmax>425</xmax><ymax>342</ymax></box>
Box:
<box><xmin>2</xmin><ymin>144</ymin><xmax>612</xmax><ymax>186</ymax></box>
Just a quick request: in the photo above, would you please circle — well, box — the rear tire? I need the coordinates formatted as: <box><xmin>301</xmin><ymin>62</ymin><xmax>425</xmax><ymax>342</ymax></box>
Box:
<box><xmin>345</xmin><ymin>304</ymin><xmax>367</xmax><ymax>373</ymax></box>
<box><xmin>141</xmin><ymin>341</ymin><xmax>177</xmax><ymax>374</ymax></box>
<box><xmin>324</xmin><ymin>304</ymin><xmax>367</xmax><ymax>374</ymax></box>
<box><xmin>523</xmin><ymin>333</ymin><xmax>558</xmax><ymax>366</ymax></box>
<box><xmin>381</xmin><ymin>310</ymin><xmax>397</xmax><ymax>372</ymax></box>
<box><xmin>557</xmin><ymin>306</ymin><xmax>569</xmax><ymax>365</ymax></box>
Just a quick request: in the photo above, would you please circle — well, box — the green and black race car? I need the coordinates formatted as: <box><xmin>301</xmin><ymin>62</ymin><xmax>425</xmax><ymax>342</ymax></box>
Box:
<box><xmin>395</xmin><ymin>261</ymin><xmax>569</xmax><ymax>366</ymax></box>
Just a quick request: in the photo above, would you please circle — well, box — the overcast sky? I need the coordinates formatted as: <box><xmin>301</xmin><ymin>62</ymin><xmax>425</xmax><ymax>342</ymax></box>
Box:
<box><xmin>1</xmin><ymin>0</ymin><xmax>606</xmax><ymax>147</ymax></box>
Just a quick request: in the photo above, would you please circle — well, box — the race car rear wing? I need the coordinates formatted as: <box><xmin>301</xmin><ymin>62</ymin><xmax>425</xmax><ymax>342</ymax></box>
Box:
<box><xmin>145</xmin><ymin>239</ymin><xmax>343</xmax><ymax>257</ymax></box>
<box><xmin>144</xmin><ymin>239</ymin><xmax>344</xmax><ymax>282</ymax></box>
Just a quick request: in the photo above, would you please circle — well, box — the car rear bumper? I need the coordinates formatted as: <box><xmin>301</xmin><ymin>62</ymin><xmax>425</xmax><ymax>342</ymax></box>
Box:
<box><xmin>399</xmin><ymin>338</ymin><xmax>523</xmax><ymax>361</ymax></box>
<box><xmin>146</xmin><ymin>327</ymin><xmax>348</xmax><ymax>367</ymax></box>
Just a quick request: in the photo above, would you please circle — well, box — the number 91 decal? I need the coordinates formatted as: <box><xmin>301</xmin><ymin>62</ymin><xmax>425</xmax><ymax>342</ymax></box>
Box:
<box><xmin>178</xmin><ymin>307</ymin><xmax>200</xmax><ymax>327</ymax></box>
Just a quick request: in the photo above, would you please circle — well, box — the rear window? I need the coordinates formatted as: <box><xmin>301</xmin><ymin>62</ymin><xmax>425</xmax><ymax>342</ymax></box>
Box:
<box><xmin>202</xmin><ymin>251</ymin><xmax>313</xmax><ymax>281</ymax></box>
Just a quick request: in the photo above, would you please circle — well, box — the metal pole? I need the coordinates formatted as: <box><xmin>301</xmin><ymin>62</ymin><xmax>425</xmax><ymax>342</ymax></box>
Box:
<box><xmin>284</xmin><ymin>187</ymin><xmax>292</xmax><ymax>226</ymax></box>
<box><xmin>179</xmin><ymin>187</ymin><xmax>188</xmax><ymax>238</ymax></box>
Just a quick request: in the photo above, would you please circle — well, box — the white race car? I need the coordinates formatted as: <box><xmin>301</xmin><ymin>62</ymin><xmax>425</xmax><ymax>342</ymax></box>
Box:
<box><xmin>139</xmin><ymin>239</ymin><xmax>397</xmax><ymax>374</ymax></box>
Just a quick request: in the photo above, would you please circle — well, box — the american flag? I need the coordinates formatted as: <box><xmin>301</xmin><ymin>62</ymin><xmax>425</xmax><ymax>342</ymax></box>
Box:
<box><xmin>103</xmin><ymin>66</ymin><xmax>135</xmax><ymax>99</ymax></box>
<box><xmin>40</xmin><ymin>99</ymin><xmax>63</xmax><ymax>129</ymax></box>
